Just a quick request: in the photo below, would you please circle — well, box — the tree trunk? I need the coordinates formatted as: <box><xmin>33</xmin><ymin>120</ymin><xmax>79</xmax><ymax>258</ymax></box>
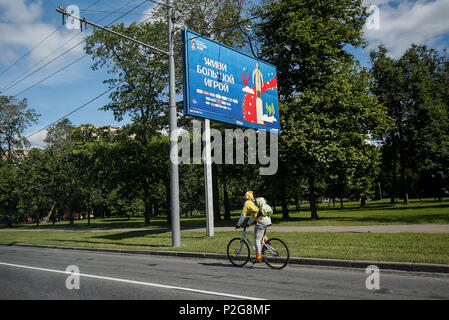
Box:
<box><xmin>212</xmin><ymin>163</ymin><xmax>220</xmax><ymax>222</ymax></box>
<box><xmin>280</xmin><ymin>178</ymin><xmax>289</xmax><ymax>219</ymax></box>
<box><xmin>36</xmin><ymin>210</ymin><xmax>40</xmax><ymax>226</ymax></box>
<box><xmin>165</xmin><ymin>179</ymin><xmax>171</xmax><ymax>226</ymax></box>
<box><xmin>6</xmin><ymin>202</ymin><xmax>13</xmax><ymax>227</ymax></box>
<box><xmin>86</xmin><ymin>196</ymin><xmax>91</xmax><ymax>226</ymax></box>
<box><xmin>308</xmin><ymin>174</ymin><xmax>319</xmax><ymax>220</ymax></box>
<box><xmin>400</xmin><ymin>165</ymin><xmax>409</xmax><ymax>205</ymax></box>
<box><xmin>222</xmin><ymin>166</ymin><xmax>231</xmax><ymax>220</ymax></box>
<box><xmin>437</xmin><ymin>176</ymin><xmax>443</xmax><ymax>202</ymax></box>
<box><xmin>5</xmin><ymin>215</ymin><xmax>12</xmax><ymax>228</ymax></box>
<box><xmin>144</xmin><ymin>188</ymin><xmax>151</xmax><ymax>225</ymax></box>
<box><xmin>391</xmin><ymin>152</ymin><xmax>397</xmax><ymax>204</ymax></box>
<box><xmin>295</xmin><ymin>194</ymin><xmax>300</xmax><ymax>211</ymax></box>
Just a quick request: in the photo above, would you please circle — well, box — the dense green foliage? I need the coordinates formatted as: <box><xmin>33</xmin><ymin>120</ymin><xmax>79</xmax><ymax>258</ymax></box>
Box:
<box><xmin>371</xmin><ymin>45</ymin><xmax>449</xmax><ymax>204</ymax></box>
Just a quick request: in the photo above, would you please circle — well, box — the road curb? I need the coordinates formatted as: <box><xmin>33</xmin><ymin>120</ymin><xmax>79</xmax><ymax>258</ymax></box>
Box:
<box><xmin>2</xmin><ymin>242</ymin><xmax>449</xmax><ymax>274</ymax></box>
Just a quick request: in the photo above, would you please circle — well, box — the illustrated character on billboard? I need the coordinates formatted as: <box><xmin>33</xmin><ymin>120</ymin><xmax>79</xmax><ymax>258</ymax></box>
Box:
<box><xmin>242</xmin><ymin>62</ymin><xmax>278</xmax><ymax>125</ymax></box>
<box><xmin>252</xmin><ymin>63</ymin><xmax>264</xmax><ymax>124</ymax></box>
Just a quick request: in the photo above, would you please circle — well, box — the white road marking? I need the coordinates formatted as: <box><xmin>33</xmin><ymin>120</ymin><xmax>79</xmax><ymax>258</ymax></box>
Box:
<box><xmin>0</xmin><ymin>261</ymin><xmax>264</xmax><ymax>300</ymax></box>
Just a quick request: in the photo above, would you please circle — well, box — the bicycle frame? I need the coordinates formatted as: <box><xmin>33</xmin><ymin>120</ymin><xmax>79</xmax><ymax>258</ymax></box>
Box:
<box><xmin>239</xmin><ymin>229</ymin><xmax>257</xmax><ymax>252</ymax></box>
<box><xmin>236</xmin><ymin>227</ymin><xmax>276</xmax><ymax>256</ymax></box>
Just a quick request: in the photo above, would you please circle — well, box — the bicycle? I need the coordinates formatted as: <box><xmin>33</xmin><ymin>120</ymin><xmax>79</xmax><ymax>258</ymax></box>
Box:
<box><xmin>227</xmin><ymin>225</ymin><xmax>290</xmax><ymax>269</ymax></box>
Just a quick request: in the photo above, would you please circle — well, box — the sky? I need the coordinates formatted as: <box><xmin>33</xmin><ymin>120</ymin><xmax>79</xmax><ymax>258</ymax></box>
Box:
<box><xmin>0</xmin><ymin>0</ymin><xmax>448</xmax><ymax>148</ymax></box>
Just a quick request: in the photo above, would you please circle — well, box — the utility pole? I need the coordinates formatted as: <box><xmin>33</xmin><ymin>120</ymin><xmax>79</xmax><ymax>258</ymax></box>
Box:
<box><xmin>56</xmin><ymin>1</ymin><xmax>181</xmax><ymax>246</ymax></box>
<box><xmin>167</xmin><ymin>0</ymin><xmax>181</xmax><ymax>247</ymax></box>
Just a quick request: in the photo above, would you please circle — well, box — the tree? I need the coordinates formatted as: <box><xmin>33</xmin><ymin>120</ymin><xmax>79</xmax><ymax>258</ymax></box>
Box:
<box><xmin>74</xmin><ymin>125</ymin><xmax>169</xmax><ymax>225</ymax></box>
<box><xmin>255</xmin><ymin>0</ymin><xmax>390</xmax><ymax>219</ymax></box>
<box><xmin>370</xmin><ymin>45</ymin><xmax>412</xmax><ymax>204</ymax></box>
<box><xmin>85</xmin><ymin>21</ymin><xmax>169</xmax><ymax>135</ymax></box>
<box><xmin>255</xmin><ymin>0</ymin><xmax>368</xmax><ymax>102</ymax></box>
<box><xmin>16</xmin><ymin>148</ymin><xmax>53</xmax><ymax>226</ymax></box>
<box><xmin>371</xmin><ymin>45</ymin><xmax>449</xmax><ymax>202</ymax></box>
<box><xmin>0</xmin><ymin>96</ymin><xmax>38</xmax><ymax>226</ymax></box>
<box><xmin>0</xmin><ymin>96</ymin><xmax>39</xmax><ymax>162</ymax></box>
<box><xmin>42</xmin><ymin>119</ymin><xmax>86</xmax><ymax>226</ymax></box>
<box><xmin>0</xmin><ymin>160</ymin><xmax>20</xmax><ymax>226</ymax></box>
<box><xmin>151</xmin><ymin>0</ymin><xmax>247</xmax><ymax>48</ymax></box>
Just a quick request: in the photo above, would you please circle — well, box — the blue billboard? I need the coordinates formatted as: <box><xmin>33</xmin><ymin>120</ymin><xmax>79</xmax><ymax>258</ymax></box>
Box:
<box><xmin>182</xmin><ymin>29</ymin><xmax>280</xmax><ymax>133</ymax></box>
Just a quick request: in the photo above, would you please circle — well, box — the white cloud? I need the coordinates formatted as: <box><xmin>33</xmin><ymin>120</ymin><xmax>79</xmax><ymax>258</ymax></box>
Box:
<box><xmin>363</xmin><ymin>0</ymin><xmax>449</xmax><ymax>58</ymax></box>
<box><xmin>0</xmin><ymin>0</ymin><xmax>43</xmax><ymax>24</ymax></box>
<box><xmin>26</xmin><ymin>129</ymin><xmax>47</xmax><ymax>149</ymax></box>
<box><xmin>0</xmin><ymin>0</ymin><xmax>88</xmax><ymax>92</ymax></box>
<box><xmin>138</xmin><ymin>2</ymin><xmax>160</xmax><ymax>24</ymax></box>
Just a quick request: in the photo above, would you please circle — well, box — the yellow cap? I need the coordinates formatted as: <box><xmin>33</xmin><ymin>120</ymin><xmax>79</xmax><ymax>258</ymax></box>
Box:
<box><xmin>245</xmin><ymin>191</ymin><xmax>254</xmax><ymax>200</ymax></box>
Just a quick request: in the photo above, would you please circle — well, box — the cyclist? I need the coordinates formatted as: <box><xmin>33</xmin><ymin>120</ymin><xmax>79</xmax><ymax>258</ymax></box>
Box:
<box><xmin>235</xmin><ymin>191</ymin><xmax>272</xmax><ymax>263</ymax></box>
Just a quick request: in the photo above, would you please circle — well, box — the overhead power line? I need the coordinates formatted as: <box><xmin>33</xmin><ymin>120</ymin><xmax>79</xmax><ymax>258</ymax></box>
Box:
<box><xmin>57</xmin><ymin>5</ymin><xmax>168</xmax><ymax>55</ymax></box>
<box><xmin>0</xmin><ymin>25</ymin><xmax>64</xmax><ymax>79</ymax></box>
<box><xmin>13</xmin><ymin>13</ymin><xmax>155</xmax><ymax>98</ymax></box>
<box><xmin>0</xmin><ymin>0</ymin><xmax>103</xmax><ymax>80</ymax></box>
<box><xmin>80</xmin><ymin>9</ymin><xmax>152</xmax><ymax>15</ymax></box>
<box><xmin>2</xmin><ymin>39</ymin><xmax>88</xmax><ymax>94</ymax></box>
<box><xmin>0</xmin><ymin>0</ymin><xmax>144</xmax><ymax>95</ymax></box>
<box><xmin>13</xmin><ymin>55</ymin><xmax>87</xmax><ymax>98</ymax></box>
<box><xmin>24</xmin><ymin>12</ymin><xmax>155</xmax><ymax>138</ymax></box>
<box><xmin>25</xmin><ymin>80</ymin><xmax>125</xmax><ymax>139</ymax></box>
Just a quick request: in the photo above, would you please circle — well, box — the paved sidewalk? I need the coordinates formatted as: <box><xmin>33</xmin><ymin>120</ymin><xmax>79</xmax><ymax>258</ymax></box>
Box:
<box><xmin>1</xmin><ymin>224</ymin><xmax>449</xmax><ymax>233</ymax></box>
<box><xmin>188</xmin><ymin>224</ymin><xmax>449</xmax><ymax>233</ymax></box>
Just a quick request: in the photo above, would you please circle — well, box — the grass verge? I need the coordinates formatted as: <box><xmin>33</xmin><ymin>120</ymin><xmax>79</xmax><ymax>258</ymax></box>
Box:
<box><xmin>1</xmin><ymin>230</ymin><xmax>448</xmax><ymax>265</ymax></box>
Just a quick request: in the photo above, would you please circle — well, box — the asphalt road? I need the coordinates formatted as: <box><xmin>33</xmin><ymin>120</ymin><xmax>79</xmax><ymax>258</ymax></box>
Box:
<box><xmin>0</xmin><ymin>246</ymin><xmax>448</xmax><ymax>300</ymax></box>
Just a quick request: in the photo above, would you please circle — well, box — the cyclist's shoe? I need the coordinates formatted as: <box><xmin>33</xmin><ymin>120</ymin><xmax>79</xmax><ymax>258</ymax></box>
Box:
<box><xmin>252</xmin><ymin>253</ymin><xmax>263</xmax><ymax>264</ymax></box>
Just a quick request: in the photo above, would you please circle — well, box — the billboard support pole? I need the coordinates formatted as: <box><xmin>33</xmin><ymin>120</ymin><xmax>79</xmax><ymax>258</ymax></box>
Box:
<box><xmin>203</xmin><ymin>118</ymin><xmax>214</xmax><ymax>237</ymax></box>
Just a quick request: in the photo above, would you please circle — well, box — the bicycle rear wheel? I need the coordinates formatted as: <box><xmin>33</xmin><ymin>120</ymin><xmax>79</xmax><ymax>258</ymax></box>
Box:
<box><xmin>227</xmin><ymin>238</ymin><xmax>250</xmax><ymax>267</ymax></box>
<box><xmin>263</xmin><ymin>238</ymin><xmax>289</xmax><ymax>269</ymax></box>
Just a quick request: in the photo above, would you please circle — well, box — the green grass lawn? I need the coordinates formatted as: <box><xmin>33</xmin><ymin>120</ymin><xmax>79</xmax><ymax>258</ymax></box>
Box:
<box><xmin>0</xmin><ymin>229</ymin><xmax>448</xmax><ymax>265</ymax></box>
<box><xmin>272</xmin><ymin>198</ymin><xmax>449</xmax><ymax>226</ymax></box>
<box><xmin>2</xmin><ymin>198</ymin><xmax>448</xmax><ymax>230</ymax></box>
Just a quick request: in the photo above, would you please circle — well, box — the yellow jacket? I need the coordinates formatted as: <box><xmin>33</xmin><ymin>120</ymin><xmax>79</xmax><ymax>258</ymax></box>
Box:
<box><xmin>237</xmin><ymin>200</ymin><xmax>260</xmax><ymax>226</ymax></box>
<box><xmin>242</xmin><ymin>200</ymin><xmax>259</xmax><ymax>219</ymax></box>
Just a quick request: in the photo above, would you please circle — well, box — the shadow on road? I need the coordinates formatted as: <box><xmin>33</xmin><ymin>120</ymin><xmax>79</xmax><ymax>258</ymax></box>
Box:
<box><xmin>47</xmin><ymin>238</ymin><xmax>171</xmax><ymax>249</ymax></box>
<box><xmin>92</xmin><ymin>229</ymin><xmax>168</xmax><ymax>240</ymax></box>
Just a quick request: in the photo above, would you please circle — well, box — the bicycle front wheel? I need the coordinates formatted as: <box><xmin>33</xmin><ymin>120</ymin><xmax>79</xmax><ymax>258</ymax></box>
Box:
<box><xmin>227</xmin><ymin>238</ymin><xmax>250</xmax><ymax>267</ymax></box>
<box><xmin>263</xmin><ymin>238</ymin><xmax>289</xmax><ymax>269</ymax></box>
